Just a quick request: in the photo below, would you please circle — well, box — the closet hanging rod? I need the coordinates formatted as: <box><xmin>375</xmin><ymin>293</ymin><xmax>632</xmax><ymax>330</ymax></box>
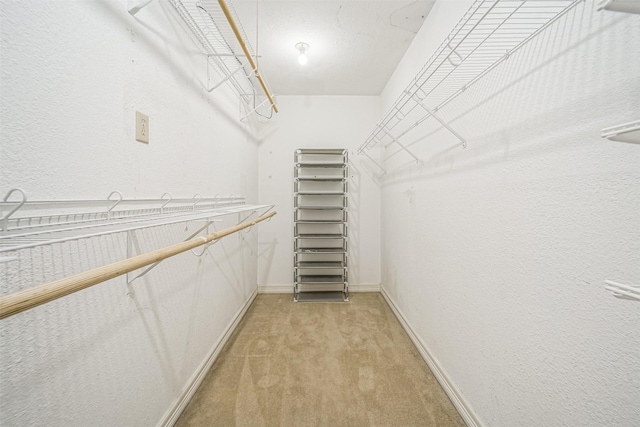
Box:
<box><xmin>0</xmin><ymin>211</ymin><xmax>277</xmax><ymax>320</ymax></box>
<box><xmin>215</xmin><ymin>0</ymin><xmax>278</xmax><ymax>113</ymax></box>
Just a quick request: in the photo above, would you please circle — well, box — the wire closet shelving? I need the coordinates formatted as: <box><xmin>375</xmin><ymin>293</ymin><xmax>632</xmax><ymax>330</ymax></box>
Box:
<box><xmin>157</xmin><ymin>0</ymin><xmax>277</xmax><ymax>120</ymax></box>
<box><xmin>358</xmin><ymin>0</ymin><xmax>583</xmax><ymax>165</ymax></box>
<box><xmin>0</xmin><ymin>188</ymin><xmax>277</xmax><ymax>319</ymax></box>
<box><xmin>0</xmin><ymin>189</ymin><xmax>273</xmax><ymax>256</ymax></box>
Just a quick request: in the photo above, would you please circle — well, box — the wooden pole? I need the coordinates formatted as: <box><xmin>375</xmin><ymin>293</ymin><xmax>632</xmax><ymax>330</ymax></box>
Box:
<box><xmin>216</xmin><ymin>0</ymin><xmax>278</xmax><ymax>113</ymax></box>
<box><xmin>0</xmin><ymin>211</ymin><xmax>276</xmax><ymax>320</ymax></box>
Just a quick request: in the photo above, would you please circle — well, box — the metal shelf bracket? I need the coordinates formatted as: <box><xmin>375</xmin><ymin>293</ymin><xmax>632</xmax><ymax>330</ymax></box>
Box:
<box><xmin>412</xmin><ymin>94</ymin><xmax>467</xmax><ymax>148</ymax></box>
<box><xmin>128</xmin><ymin>0</ymin><xmax>155</xmax><ymax>15</ymax></box>
<box><xmin>380</xmin><ymin>128</ymin><xmax>421</xmax><ymax>164</ymax></box>
<box><xmin>207</xmin><ymin>59</ymin><xmax>250</xmax><ymax>93</ymax></box>
<box><xmin>358</xmin><ymin>150</ymin><xmax>387</xmax><ymax>175</ymax></box>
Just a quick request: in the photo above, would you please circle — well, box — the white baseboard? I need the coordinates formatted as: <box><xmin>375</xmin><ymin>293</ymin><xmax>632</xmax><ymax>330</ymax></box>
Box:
<box><xmin>351</xmin><ymin>284</ymin><xmax>381</xmax><ymax>292</ymax></box>
<box><xmin>159</xmin><ymin>289</ymin><xmax>258</xmax><ymax>427</ymax></box>
<box><xmin>380</xmin><ymin>287</ymin><xmax>482</xmax><ymax>427</ymax></box>
<box><xmin>258</xmin><ymin>285</ymin><xmax>292</xmax><ymax>294</ymax></box>
<box><xmin>257</xmin><ymin>284</ymin><xmax>381</xmax><ymax>294</ymax></box>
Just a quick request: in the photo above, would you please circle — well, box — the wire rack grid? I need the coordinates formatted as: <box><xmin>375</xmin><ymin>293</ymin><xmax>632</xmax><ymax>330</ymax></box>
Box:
<box><xmin>0</xmin><ymin>190</ymin><xmax>273</xmax><ymax>254</ymax></box>
<box><xmin>169</xmin><ymin>0</ymin><xmax>276</xmax><ymax>119</ymax></box>
<box><xmin>359</xmin><ymin>0</ymin><xmax>583</xmax><ymax>153</ymax></box>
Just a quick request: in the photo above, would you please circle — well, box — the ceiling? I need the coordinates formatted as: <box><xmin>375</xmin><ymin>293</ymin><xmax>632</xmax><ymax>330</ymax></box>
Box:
<box><xmin>231</xmin><ymin>1</ymin><xmax>435</xmax><ymax>96</ymax></box>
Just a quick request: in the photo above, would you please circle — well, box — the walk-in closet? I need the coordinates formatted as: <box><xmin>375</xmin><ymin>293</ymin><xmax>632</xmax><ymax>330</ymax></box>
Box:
<box><xmin>1</xmin><ymin>0</ymin><xmax>638</xmax><ymax>426</ymax></box>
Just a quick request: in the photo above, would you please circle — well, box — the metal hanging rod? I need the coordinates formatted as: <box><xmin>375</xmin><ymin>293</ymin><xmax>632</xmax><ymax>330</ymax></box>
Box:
<box><xmin>0</xmin><ymin>211</ymin><xmax>277</xmax><ymax>320</ymax></box>
<box><xmin>359</xmin><ymin>0</ymin><xmax>583</xmax><ymax>157</ymax></box>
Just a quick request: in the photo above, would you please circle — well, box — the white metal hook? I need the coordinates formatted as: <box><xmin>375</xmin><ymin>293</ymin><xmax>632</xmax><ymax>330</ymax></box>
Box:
<box><xmin>243</xmin><ymin>213</ymin><xmax>257</xmax><ymax>233</ymax></box>
<box><xmin>192</xmin><ymin>193</ymin><xmax>202</xmax><ymax>210</ymax></box>
<box><xmin>160</xmin><ymin>192</ymin><xmax>172</xmax><ymax>214</ymax></box>
<box><xmin>107</xmin><ymin>191</ymin><xmax>123</xmax><ymax>221</ymax></box>
<box><xmin>261</xmin><ymin>206</ymin><xmax>275</xmax><ymax>221</ymax></box>
<box><xmin>191</xmin><ymin>236</ymin><xmax>210</xmax><ymax>257</ymax></box>
<box><xmin>1</xmin><ymin>188</ymin><xmax>27</xmax><ymax>231</ymax></box>
<box><xmin>446</xmin><ymin>43</ymin><xmax>462</xmax><ymax>67</ymax></box>
<box><xmin>190</xmin><ymin>224</ymin><xmax>221</xmax><ymax>256</ymax></box>
<box><xmin>191</xmin><ymin>239</ymin><xmax>221</xmax><ymax>257</ymax></box>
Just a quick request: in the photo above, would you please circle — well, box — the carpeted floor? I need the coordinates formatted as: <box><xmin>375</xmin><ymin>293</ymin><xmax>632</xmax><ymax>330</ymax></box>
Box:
<box><xmin>176</xmin><ymin>293</ymin><xmax>465</xmax><ymax>426</ymax></box>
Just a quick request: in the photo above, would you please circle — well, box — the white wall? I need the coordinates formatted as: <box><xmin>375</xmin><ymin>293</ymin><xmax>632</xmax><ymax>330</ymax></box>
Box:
<box><xmin>257</xmin><ymin>96</ymin><xmax>381</xmax><ymax>290</ymax></box>
<box><xmin>379</xmin><ymin>1</ymin><xmax>640</xmax><ymax>426</ymax></box>
<box><xmin>0</xmin><ymin>1</ymin><xmax>263</xmax><ymax>425</ymax></box>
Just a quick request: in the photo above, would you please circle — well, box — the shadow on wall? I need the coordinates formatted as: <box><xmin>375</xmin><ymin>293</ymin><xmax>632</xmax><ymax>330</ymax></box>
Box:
<box><xmin>258</xmin><ymin>237</ymin><xmax>278</xmax><ymax>285</ymax></box>
<box><xmin>348</xmin><ymin>157</ymin><xmax>361</xmax><ymax>284</ymax></box>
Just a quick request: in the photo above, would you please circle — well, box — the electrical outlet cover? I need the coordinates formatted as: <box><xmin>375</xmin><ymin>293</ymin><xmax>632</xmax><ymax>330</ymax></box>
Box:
<box><xmin>136</xmin><ymin>111</ymin><xmax>149</xmax><ymax>143</ymax></box>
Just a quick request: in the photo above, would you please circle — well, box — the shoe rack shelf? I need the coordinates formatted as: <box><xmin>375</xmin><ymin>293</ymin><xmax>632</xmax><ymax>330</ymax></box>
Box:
<box><xmin>293</xmin><ymin>149</ymin><xmax>349</xmax><ymax>302</ymax></box>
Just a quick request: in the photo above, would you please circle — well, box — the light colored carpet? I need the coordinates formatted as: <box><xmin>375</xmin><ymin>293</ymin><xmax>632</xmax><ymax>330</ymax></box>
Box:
<box><xmin>176</xmin><ymin>293</ymin><xmax>465</xmax><ymax>426</ymax></box>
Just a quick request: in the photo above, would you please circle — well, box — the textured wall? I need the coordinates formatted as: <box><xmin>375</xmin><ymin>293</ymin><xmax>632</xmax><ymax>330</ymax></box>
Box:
<box><xmin>379</xmin><ymin>1</ymin><xmax>640</xmax><ymax>426</ymax></box>
<box><xmin>0</xmin><ymin>1</ymin><xmax>261</xmax><ymax>425</ymax></box>
<box><xmin>257</xmin><ymin>96</ymin><xmax>382</xmax><ymax>288</ymax></box>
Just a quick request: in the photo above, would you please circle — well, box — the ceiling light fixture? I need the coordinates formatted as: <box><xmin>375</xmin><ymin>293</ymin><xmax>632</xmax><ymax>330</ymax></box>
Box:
<box><xmin>295</xmin><ymin>42</ymin><xmax>309</xmax><ymax>65</ymax></box>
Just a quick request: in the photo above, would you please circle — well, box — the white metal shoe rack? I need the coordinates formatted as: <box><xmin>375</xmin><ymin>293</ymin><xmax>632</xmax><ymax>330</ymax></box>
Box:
<box><xmin>293</xmin><ymin>149</ymin><xmax>349</xmax><ymax>302</ymax></box>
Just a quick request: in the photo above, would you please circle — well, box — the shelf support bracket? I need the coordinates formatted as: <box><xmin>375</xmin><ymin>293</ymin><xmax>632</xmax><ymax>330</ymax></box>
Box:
<box><xmin>380</xmin><ymin>128</ymin><xmax>421</xmax><ymax>164</ymax></box>
<box><xmin>128</xmin><ymin>0</ymin><xmax>155</xmax><ymax>15</ymax></box>
<box><xmin>239</xmin><ymin>97</ymin><xmax>272</xmax><ymax>121</ymax></box>
<box><xmin>207</xmin><ymin>60</ymin><xmax>250</xmax><ymax>93</ymax></box>
<box><xmin>237</xmin><ymin>206</ymin><xmax>274</xmax><ymax>233</ymax></box>
<box><xmin>359</xmin><ymin>150</ymin><xmax>387</xmax><ymax>175</ymax></box>
<box><xmin>126</xmin><ymin>219</ymin><xmax>220</xmax><ymax>285</ymax></box>
<box><xmin>412</xmin><ymin>96</ymin><xmax>467</xmax><ymax>148</ymax></box>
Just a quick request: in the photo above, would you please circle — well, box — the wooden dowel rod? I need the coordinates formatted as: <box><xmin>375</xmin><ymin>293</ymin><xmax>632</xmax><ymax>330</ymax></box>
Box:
<box><xmin>216</xmin><ymin>0</ymin><xmax>279</xmax><ymax>113</ymax></box>
<box><xmin>0</xmin><ymin>211</ymin><xmax>276</xmax><ymax>320</ymax></box>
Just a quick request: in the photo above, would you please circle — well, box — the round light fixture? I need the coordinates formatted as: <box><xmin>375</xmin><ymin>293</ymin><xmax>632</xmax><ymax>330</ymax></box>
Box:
<box><xmin>295</xmin><ymin>42</ymin><xmax>309</xmax><ymax>65</ymax></box>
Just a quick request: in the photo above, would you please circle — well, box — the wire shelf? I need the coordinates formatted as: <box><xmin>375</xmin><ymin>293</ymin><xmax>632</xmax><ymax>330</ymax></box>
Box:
<box><xmin>0</xmin><ymin>189</ymin><xmax>273</xmax><ymax>253</ymax></box>
<box><xmin>168</xmin><ymin>0</ymin><xmax>277</xmax><ymax>120</ymax></box>
<box><xmin>359</xmin><ymin>0</ymin><xmax>582</xmax><ymax>153</ymax></box>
